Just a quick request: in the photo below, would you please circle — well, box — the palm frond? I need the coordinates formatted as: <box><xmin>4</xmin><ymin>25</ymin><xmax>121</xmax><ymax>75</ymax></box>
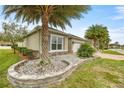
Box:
<box><xmin>3</xmin><ymin>5</ymin><xmax>90</xmax><ymax>29</ymax></box>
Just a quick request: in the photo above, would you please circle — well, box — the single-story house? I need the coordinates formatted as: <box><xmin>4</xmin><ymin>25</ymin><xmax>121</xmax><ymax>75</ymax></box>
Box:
<box><xmin>0</xmin><ymin>41</ymin><xmax>11</xmax><ymax>46</ymax></box>
<box><xmin>22</xmin><ymin>26</ymin><xmax>87</xmax><ymax>56</ymax></box>
<box><xmin>109</xmin><ymin>42</ymin><xmax>120</xmax><ymax>49</ymax></box>
<box><xmin>0</xmin><ymin>32</ymin><xmax>11</xmax><ymax>46</ymax></box>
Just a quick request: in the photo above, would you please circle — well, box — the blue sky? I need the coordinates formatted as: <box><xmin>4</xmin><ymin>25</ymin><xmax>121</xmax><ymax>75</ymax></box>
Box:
<box><xmin>0</xmin><ymin>5</ymin><xmax>124</xmax><ymax>44</ymax></box>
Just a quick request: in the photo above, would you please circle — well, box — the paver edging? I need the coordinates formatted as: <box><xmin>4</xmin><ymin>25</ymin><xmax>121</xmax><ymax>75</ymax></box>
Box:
<box><xmin>7</xmin><ymin>57</ymin><xmax>94</xmax><ymax>88</ymax></box>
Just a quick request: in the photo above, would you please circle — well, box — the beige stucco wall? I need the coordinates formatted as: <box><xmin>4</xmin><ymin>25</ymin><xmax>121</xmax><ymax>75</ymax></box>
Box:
<box><xmin>24</xmin><ymin>31</ymin><xmax>40</xmax><ymax>51</ymax></box>
<box><xmin>72</xmin><ymin>39</ymin><xmax>85</xmax><ymax>44</ymax></box>
<box><xmin>23</xmin><ymin>38</ymin><xmax>27</xmax><ymax>47</ymax></box>
<box><xmin>23</xmin><ymin>31</ymin><xmax>69</xmax><ymax>53</ymax></box>
<box><xmin>64</xmin><ymin>36</ymin><xmax>68</xmax><ymax>50</ymax></box>
<box><xmin>23</xmin><ymin>29</ymin><xmax>87</xmax><ymax>53</ymax></box>
<box><xmin>23</xmin><ymin>29</ymin><xmax>87</xmax><ymax>54</ymax></box>
<box><xmin>17</xmin><ymin>42</ymin><xmax>23</xmax><ymax>47</ymax></box>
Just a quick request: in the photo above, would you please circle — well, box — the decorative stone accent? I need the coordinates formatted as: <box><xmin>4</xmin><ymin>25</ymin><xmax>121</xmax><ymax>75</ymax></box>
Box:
<box><xmin>7</xmin><ymin>55</ymin><xmax>93</xmax><ymax>88</ymax></box>
<box><xmin>49</xmin><ymin>51</ymin><xmax>68</xmax><ymax>56</ymax></box>
<box><xmin>31</xmin><ymin>51</ymin><xmax>69</xmax><ymax>59</ymax></box>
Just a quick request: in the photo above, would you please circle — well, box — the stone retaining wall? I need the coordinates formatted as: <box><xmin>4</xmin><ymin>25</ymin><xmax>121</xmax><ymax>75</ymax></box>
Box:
<box><xmin>7</xmin><ymin>58</ymin><xmax>93</xmax><ymax>88</ymax></box>
<box><xmin>49</xmin><ymin>51</ymin><xmax>69</xmax><ymax>56</ymax></box>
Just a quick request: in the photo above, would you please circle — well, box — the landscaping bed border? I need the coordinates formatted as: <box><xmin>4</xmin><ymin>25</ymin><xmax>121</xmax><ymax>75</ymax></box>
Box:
<box><xmin>7</xmin><ymin>58</ymin><xmax>94</xmax><ymax>88</ymax></box>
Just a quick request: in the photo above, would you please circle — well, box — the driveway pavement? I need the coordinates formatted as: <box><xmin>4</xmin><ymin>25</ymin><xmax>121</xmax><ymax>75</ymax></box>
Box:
<box><xmin>95</xmin><ymin>51</ymin><xmax>124</xmax><ymax>60</ymax></box>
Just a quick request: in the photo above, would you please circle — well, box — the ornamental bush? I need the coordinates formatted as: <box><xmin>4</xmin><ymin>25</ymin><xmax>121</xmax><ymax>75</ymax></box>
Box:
<box><xmin>25</xmin><ymin>49</ymin><xmax>34</xmax><ymax>59</ymax></box>
<box><xmin>17</xmin><ymin>47</ymin><xmax>34</xmax><ymax>59</ymax></box>
<box><xmin>17</xmin><ymin>47</ymin><xmax>27</xmax><ymax>53</ymax></box>
<box><xmin>11</xmin><ymin>44</ymin><xmax>18</xmax><ymax>49</ymax></box>
<box><xmin>77</xmin><ymin>43</ymin><xmax>95</xmax><ymax>58</ymax></box>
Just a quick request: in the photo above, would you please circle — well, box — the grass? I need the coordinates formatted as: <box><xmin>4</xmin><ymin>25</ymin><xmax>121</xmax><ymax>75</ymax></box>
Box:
<box><xmin>0</xmin><ymin>49</ymin><xmax>124</xmax><ymax>88</ymax></box>
<box><xmin>0</xmin><ymin>49</ymin><xmax>20</xmax><ymax>88</ymax></box>
<box><xmin>51</xmin><ymin>58</ymin><xmax>124</xmax><ymax>88</ymax></box>
<box><xmin>102</xmin><ymin>50</ymin><xmax>124</xmax><ymax>55</ymax></box>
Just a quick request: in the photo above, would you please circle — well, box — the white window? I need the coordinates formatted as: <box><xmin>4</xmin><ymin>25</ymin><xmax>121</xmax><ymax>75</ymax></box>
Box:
<box><xmin>50</xmin><ymin>35</ymin><xmax>63</xmax><ymax>51</ymax></box>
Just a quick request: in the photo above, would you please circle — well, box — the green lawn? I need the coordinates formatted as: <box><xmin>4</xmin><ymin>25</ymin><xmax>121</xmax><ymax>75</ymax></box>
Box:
<box><xmin>51</xmin><ymin>58</ymin><xmax>124</xmax><ymax>88</ymax></box>
<box><xmin>102</xmin><ymin>50</ymin><xmax>124</xmax><ymax>55</ymax></box>
<box><xmin>0</xmin><ymin>49</ymin><xmax>124</xmax><ymax>88</ymax></box>
<box><xmin>0</xmin><ymin>49</ymin><xmax>20</xmax><ymax>88</ymax></box>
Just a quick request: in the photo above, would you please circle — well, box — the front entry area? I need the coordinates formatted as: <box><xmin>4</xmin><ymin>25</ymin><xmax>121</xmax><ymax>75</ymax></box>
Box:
<box><xmin>72</xmin><ymin>43</ymin><xmax>80</xmax><ymax>52</ymax></box>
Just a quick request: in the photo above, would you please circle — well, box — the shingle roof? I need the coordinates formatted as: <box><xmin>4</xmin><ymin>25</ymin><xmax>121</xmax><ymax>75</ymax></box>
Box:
<box><xmin>24</xmin><ymin>26</ymin><xmax>87</xmax><ymax>41</ymax></box>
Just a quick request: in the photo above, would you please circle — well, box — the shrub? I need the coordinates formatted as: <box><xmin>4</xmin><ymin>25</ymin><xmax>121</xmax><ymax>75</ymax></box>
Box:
<box><xmin>25</xmin><ymin>49</ymin><xmax>34</xmax><ymax>59</ymax></box>
<box><xmin>17</xmin><ymin>47</ymin><xmax>21</xmax><ymax>52</ymax></box>
<box><xmin>77</xmin><ymin>43</ymin><xmax>95</xmax><ymax>58</ymax></box>
<box><xmin>17</xmin><ymin>47</ymin><xmax>34</xmax><ymax>59</ymax></box>
<box><xmin>13</xmin><ymin>46</ymin><xmax>35</xmax><ymax>59</ymax></box>
<box><xmin>22</xmin><ymin>48</ymin><xmax>29</xmax><ymax>56</ymax></box>
<box><xmin>11</xmin><ymin>44</ymin><xmax>18</xmax><ymax>49</ymax></box>
<box><xmin>17</xmin><ymin>47</ymin><xmax>27</xmax><ymax>53</ymax></box>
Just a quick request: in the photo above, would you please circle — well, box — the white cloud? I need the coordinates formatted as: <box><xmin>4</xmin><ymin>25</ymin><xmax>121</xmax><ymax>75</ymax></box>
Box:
<box><xmin>109</xmin><ymin>27</ymin><xmax>124</xmax><ymax>33</ymax></box>
<box><xmin>112</xmin><ymin>16</ymin><xmax>124</xmax><ymax>20</ymax></box>
<box><xmin>116</xmin><ymin>6</ymin><xmax>124</xmax><ymax>13</ymax></box>
<box><xmin>108</xmin><ymin>27</ymin><xmax>124</xmax><ymax>44</ymax></box>
<box><xmin>112</xmin><ymin>6</ymin><xmax>124</xmax><ymax>20</ymax></box>
<box><xmin>65</xmin><ymin>26</ymin><xmax>124</xmax><ymax>45</ymax></box>
<box><xmin>63</xmin><ymin>26</ymin><xmax>88</xmax><ymax>39</ymax></box>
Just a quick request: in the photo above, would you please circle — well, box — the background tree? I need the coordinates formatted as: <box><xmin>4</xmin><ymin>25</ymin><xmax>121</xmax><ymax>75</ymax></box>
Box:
<box><xmin>85</xmin><ymin>24</ymin><xmax>110</xmax><ymax>50</ymax></box>
<box><xmin>0</xmin><ymin>32</ymin><xmax>3</xmax><ymax>45</ymax></box>
<box><xmin>115</xmin><ymin>41</ymin><xmax>119</xmax><ymax>46</ymax></box>
<box><xmin>3</xmin><ymin>5</ymin><xmax>91</xmax><ymax>64</ymax></box>
<box><xmin>0</xmin><ymin>32</ymin><xmax>3</xmax><ymax>41</ymax></box>
<box><xmin>2</xmin><ymin>22</ymin><xmax>28</xmax><ymax>53</ymax></box>
<box><xmin>121</xmin><ymin>45</ymin><xmax>124</xmax><ymax>49</ymax></box>
<box><xmin>114</xmin><ymin>41</ymin><xmax>120</xmax><ymax>48</ymax></box>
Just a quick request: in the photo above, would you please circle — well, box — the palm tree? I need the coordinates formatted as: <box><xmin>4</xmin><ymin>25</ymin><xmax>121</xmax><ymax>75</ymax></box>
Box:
<box><xmin>3</xmin><ymin>5</ymin><xmax>90</xmax><ymax>64</ymax></box>
<box><xmin>85</xmin><ymin>25</ymin><xmax>98</xmax><ymax>48</ymax></box>
<box><xmin>85</xmin><ymin>24</ymin><xmax>110</xmax><ymax>49</ymax></box>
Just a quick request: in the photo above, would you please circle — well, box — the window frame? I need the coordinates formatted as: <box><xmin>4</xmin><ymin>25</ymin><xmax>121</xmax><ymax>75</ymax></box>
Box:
<box><xmin>50</xmin><ymin>34</ymin><xmax>64</xmax><ymax>51</ymax></box>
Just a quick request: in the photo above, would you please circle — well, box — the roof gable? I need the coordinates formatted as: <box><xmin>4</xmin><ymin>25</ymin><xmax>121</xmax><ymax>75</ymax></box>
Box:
<box><xmin>24</xmin><ymin>26</ymin><xmax>87</xmax><ymax>41</ymax></box>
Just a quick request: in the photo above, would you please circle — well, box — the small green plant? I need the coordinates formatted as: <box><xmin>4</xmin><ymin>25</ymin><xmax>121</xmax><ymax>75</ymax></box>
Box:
<box><xmin>17</xmin><ymin>47</ymin><xmax>27</xmax><ymax>53</ymax></box>
<box><xmin>40</xmin><ymin>58</ymin><xmax>50</xmax><ymax>65</ymax></box>
<box><xmin>77</xmin><ymin>43</ymin><xmax>95</xmax><ymax>58</ymax></box>
<box><xmin>17</xmin><ymin>47</ymin><xmax>35</xmax><ymax>59</ymax></box>
<box><xmin>22</xmin><ymin>48</ymin><xmax>28</xmax><ymax>56</ymax></box>
<box><xmin>11</xmin><ymin>44</ymin><xmax>18</xmax><ymax>54</ymax></box>
<box><xmin>25</xmin><ymin>49</ymin><xmax>34</xmax><ymax>59</ymax></box>
<box><xmin>11</xmin><ymin>44</ymin><xmax>18</xmax><ymax>49</ymax></box>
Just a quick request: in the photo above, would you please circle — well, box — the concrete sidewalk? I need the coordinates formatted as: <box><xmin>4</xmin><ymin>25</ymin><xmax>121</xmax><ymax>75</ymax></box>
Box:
<box><xmin>109</xmin><ymin>49</ymin><xmax>124</xmax><ymax>54</ymax></box>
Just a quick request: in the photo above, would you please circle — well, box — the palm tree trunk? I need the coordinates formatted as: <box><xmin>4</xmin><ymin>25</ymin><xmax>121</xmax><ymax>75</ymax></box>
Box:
<box><xmin>93</xmin><ymin>39</ymin><xmax>97</xmax><ymax>48</ymax></box>
<box><xmin>97</xmin><ymin>39</ymin><xmax>100</xmax><ymax>50</ymax></box>
<box><xmin>41</xmin><ymin>12</ymin><xmax>50</xmax><ymax>64</ymax></box>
